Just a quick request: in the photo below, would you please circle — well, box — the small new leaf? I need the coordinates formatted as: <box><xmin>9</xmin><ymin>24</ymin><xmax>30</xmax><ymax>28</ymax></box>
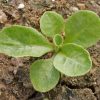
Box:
<box><xmin>30</xmin><ymin>59</ymin><xmax>60</xmax><ymax>92</ymax></box>
<box><xmin>53</xmin><ymin>34</ymin><xmax>63</xmax><ymax>46</ymax></box>
<box><xmin>53</xmin><ymin>43</ymin><xmax>92</xmax><ymax>76</ymax></box>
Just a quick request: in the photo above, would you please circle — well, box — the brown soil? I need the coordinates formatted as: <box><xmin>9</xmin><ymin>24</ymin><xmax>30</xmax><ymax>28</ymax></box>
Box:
<box><xmin>0</xmin><ymin>0</ymin><xmax>100</xmax><ymax>100</ymax></box>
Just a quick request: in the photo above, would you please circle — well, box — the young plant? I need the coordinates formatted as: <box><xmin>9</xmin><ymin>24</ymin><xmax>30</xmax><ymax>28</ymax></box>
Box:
<box><xmin>0</xmin><ymin>10</ymin><xmax>100</xmax><ymax>92</ymax></box>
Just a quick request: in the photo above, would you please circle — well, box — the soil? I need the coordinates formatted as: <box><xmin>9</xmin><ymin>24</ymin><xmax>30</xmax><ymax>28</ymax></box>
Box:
<box><xmin>0</xmin><ymin>0</ymin><xmax>100</xmax><ymax>100</ymax></box>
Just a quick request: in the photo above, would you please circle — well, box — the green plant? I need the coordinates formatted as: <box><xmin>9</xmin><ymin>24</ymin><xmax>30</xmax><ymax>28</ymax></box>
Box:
<box><xmin>0</xmin><ymin>10</ymin><xmax>100</xmax><ymax>92</ymax></box>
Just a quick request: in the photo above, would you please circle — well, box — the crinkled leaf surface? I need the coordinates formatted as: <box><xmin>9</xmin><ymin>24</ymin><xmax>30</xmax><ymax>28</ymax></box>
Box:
<box><xmin>30</xmin><ymin>59</ymin><xmax>60</xmax><ymax>92</ymax></box>
<box><xmin>40</xmin><ymin>11</ymin><xmax>64</xmax><ymax>37</ymax></box>
<box><xmin>65</xmin><ymin>10</ymin><xmax>100</xmax><ymax>48</ymax></box>
<box><xmin>53</xmin><ymin>34</ymin><xmax>63</xmax><ymax>46</ymax></box>
<box><xmin>0</xmin><ymin>25</ymin><xmax>53</xmax><ymax>57</ymax></box>
<box><xmin>53</xmin><ymin>43</ymin><xmax>92</xmax><ymax>76</ymax></box>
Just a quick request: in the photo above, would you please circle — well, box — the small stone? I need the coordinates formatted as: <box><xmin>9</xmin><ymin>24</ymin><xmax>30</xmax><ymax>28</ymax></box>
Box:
<box><xmin>18</xmin><ymin>3</ymin><xmax>25</xmax><ymax>9</ymax></box>
<box><xmin>13</xmin><ymin>66</ymin><xmax>19</xmax><ymax>75</ymax></box>
<box><xmin>8</xmin><ymin>66</ymin><xmax>14</xmax><ymax>72</ymax></box>
<box><xmin>1</xmin><ymin>0</ymin><xmax>8</xmax><ymax>3</ymax></box>
<box><xmin>0</xmin><ymin>83</ymin><xmax>6</xmax><ymax>89</ymax></box>
<box><xmin>90</xmin><ymin>0</ymin><xmax>95</xmax><ymax>4</ymax></box>
<box><xmin>77</xmin><ymin>3</ymin><xmax>86</xmax><ymax>10</ymax></box>
<box><xmin>0</xmin><ymin>91</ymin><xmax>2</xmax><ymax>96</ymax></box>
<box><xmin>4</xmin><ymin>75</ymin><xmax>14</xmax><ymax>84</ymax></box>
<box><xmin>70</xmin><ymin>7</ymin><xmax>79</xmax><ymax>12</ymax></box>
<box><xmin>0</xmin><ymin>10</ymin><xmax>7</xmax><ymax>23</ymax></box>
<box><xmin>98</xmin><ymin>1</ymin><xmax>100</xmax><ymax>5</ymax></box>
<box><xmin>23</xmin><ymin>82</ymin><xmax>32</xmax><ymax>88</ymax></box>
<box><xmin>9</xmin><ymin>95</ymin><xmax>16</xmax><ymax>100</ymax></box>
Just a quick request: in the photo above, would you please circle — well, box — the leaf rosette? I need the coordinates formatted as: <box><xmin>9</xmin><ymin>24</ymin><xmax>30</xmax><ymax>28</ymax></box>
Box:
<box><xmin>0</xmin><ymin>10</ymin><xmax>100</xmax><ymax>92</ymax></box>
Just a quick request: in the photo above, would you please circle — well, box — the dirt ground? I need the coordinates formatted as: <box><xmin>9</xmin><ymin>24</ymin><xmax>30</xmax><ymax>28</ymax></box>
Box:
<box><xmin>0</xmin><ymin>0</ymin><xmax>100</xmax><ymax>100</ymax></box>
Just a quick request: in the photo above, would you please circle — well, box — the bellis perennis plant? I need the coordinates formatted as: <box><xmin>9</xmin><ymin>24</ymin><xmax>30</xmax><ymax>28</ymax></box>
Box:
<box><xmin>0</xmin><ymin>10</ymin><xmax>100</xmax><ymax>92</ymax></box>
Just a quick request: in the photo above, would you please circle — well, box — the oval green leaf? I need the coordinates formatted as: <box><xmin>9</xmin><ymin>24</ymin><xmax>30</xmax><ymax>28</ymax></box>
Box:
<box><xmin>0</xmin><ymin>25</ymin><xmax>53</xmax><ymax>57</ymax></box>
<box><xmin>65</xmin><ymin>10</ymin><xmax>100</xmax><ymax>48</ymax></box>
<box><xmin>40</xmin><ymin>11</ymin><xmax>64</xmax><ymax>37</ymax></box>
<box><xmin>53</xmin><ymin>34</ymin><xmax>63</xmax><ymax>46</ymax></box>
<box><xmin>30</xmin><ymin>59</ymin><xmax>60</xmax><ymax>92</ymax></box>
<box><xmin>53</xmin><ymin>43</ymin><xmax>92</xmax><ymax>76</ymax></box>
